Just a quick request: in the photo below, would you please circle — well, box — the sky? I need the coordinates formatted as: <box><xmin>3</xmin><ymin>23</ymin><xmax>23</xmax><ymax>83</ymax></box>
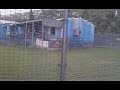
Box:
<box><xmin>0</xmin><ymin>9</ymin><xmax>39</xmax><ymax>15</ymax></box>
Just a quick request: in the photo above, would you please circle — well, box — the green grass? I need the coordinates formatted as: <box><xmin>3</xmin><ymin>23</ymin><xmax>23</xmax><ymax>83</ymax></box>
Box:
<box><xmin>67</xmin><ymin>48</ymin><xmax>120</xmax><ymax>81</ymax></box>
<box><xmin>0</xmin><ymin>44</ymin><xmax>61</xmax><ymax>81</ymax></box>
<box><xmin>0</xmin><ymin>44</ymin><xmax>120</xmax><ymax>81</ymax></box>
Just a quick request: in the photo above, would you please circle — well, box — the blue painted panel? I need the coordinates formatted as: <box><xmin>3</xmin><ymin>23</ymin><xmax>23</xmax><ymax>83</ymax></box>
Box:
<box><xmin>68</xmin><ymin>18</ymin><xmax>83</xmax><ymax>45</ymax></box>
<box><xmin>67</xmin><ymin>18</ymin><xmax>74</xmax><ymax>38</ymax></box>
<box><xmin>87</xmin><ymin>22</ymin><xmax>91</xmax><ymax>42</ymax></box>
<box><xmin>82</xmin><ymin>20</ymin><xmax>88</xmax><ymax>42</ymax></box>
<box><xmin>0</xmin><ymin>25</ymin><xmax>3</xmax><ymax>38</ymax></box>
<box><xmin>0</xmin><ymin>25</ymin><xmax>10</xmax><ymax>41</ymax></box>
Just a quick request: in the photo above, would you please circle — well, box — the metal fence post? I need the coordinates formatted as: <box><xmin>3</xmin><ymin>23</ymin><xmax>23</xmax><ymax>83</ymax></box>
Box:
<box><xmin>32</xmin><ymin>22</ymin><xmax>34</xmax><ymax>47</ymax></box>
<box><xmin>42</xmin><ymin>21</ymin><xmax>44</xmax><ymax>48</ymax></box>
<box><xmin>25</xmin><ymin>23</ymin><xmax>27</xmax><ymax>47</ymax></box>
<box><xmin>60</xmin><ymin>9</ymin><xmax>68</xmax><ymax>81</ymax></box>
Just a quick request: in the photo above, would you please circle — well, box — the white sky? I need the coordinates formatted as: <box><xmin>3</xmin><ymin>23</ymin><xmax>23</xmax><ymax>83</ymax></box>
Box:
<box><xmin>0</xmin><ymin>9</ymin><xmax>40</xmax><ymax>15</ymax></box>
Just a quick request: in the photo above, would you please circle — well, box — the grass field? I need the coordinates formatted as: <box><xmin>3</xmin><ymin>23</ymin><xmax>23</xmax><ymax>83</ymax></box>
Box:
<box><xmin>0</xmin><ymin>44</ymin><xmax>120</xmax><ymax>81</ymax></box>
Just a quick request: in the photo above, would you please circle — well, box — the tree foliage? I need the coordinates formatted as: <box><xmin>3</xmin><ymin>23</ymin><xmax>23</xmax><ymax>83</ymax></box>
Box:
<box><xmin>1</xmin><ymin>9</ymin><xmax>120</xmax><ymax>34</ymax></box>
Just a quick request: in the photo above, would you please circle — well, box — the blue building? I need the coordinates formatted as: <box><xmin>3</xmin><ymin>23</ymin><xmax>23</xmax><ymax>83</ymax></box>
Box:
<box><xmin>67</xmin><ymin>18</ymin><xmax>95</xmax><ymax>48</ymax></box>
<box><xmin>8</xmin><ymin>18</ymin><xmax>63</xmax><ymax>48</ymax></box>
<box><xmin>0</xmin><ymin>18</ymin><xmax>95</xmax><ymax>48</ymax></box>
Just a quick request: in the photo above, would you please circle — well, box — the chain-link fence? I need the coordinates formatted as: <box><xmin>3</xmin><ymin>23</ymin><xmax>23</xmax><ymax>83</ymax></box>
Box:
<box><xmin>0</xmin><ymin>9</ymin><xmax>62</xmax><ymax>81</ymax></box>
<box><xmin>0</xmin><ymin>9</ymin><xmax>120</xmax><ymax>81</ymax></box>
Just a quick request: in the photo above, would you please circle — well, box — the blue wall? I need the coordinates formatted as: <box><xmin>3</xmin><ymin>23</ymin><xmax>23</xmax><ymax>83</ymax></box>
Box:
<box><xmin>67</xmin><ymin>18</ymin><xmax>74</xmax><ymax>38</ymax></box>
<box><xmin>0</xmin><ymin>25</ymin><xmax>10</xmax><ymax>40</ymax></box>
<box><xmin>0</xmin><ymin>25</ymin><xmax>3</xmax><ymax>39</ymax></box>
<box><xmin>0</xmin><ymin>24</ymin><xmax>24</xmax><ymax>44</ymax></box>
<box><xmin>67</xmin><ymin>18</ymin><xmax>95</xmax><ymax>47</ymax></box>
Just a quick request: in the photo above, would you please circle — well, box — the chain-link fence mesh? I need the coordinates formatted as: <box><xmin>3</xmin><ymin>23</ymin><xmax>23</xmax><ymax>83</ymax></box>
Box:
<box><xmin>65</xmin><ymin>15</ymin><xmax>120</xmax><ymax>81</ymax></box>
<box><xmin>0</xmin><ymin>9</ymin><xmax>62</xmax><ymax>81</ymax></box>
<box><xmin>0</xmin><ymin>9</ymin><xmax>120</xmax><ymax>81</ymax></box>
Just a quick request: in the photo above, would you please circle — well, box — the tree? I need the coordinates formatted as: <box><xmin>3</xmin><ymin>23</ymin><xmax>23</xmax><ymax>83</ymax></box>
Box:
<box><xmin>29</xmin><ymin>9</ymin><xmax>34</xmax><ymax>20</ymax></box>
<box><xmin>1</xmin><ymin>9</ymin><xmax>120</xmax><ymax>34</ymax></box>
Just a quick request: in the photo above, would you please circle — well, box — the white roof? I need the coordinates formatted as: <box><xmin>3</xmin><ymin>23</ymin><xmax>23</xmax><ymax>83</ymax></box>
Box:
<box><xmin>0</xmin><ymin>20</ymin><xmax>17</xmax><ymax>24</ymax></box>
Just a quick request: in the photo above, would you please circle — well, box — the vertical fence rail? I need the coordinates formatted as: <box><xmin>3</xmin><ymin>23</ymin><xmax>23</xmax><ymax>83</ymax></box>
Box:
<box><xmin>32</xmin><ymin>22</ymin><xmax>34</xmax><ymax>47</ymax></box>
